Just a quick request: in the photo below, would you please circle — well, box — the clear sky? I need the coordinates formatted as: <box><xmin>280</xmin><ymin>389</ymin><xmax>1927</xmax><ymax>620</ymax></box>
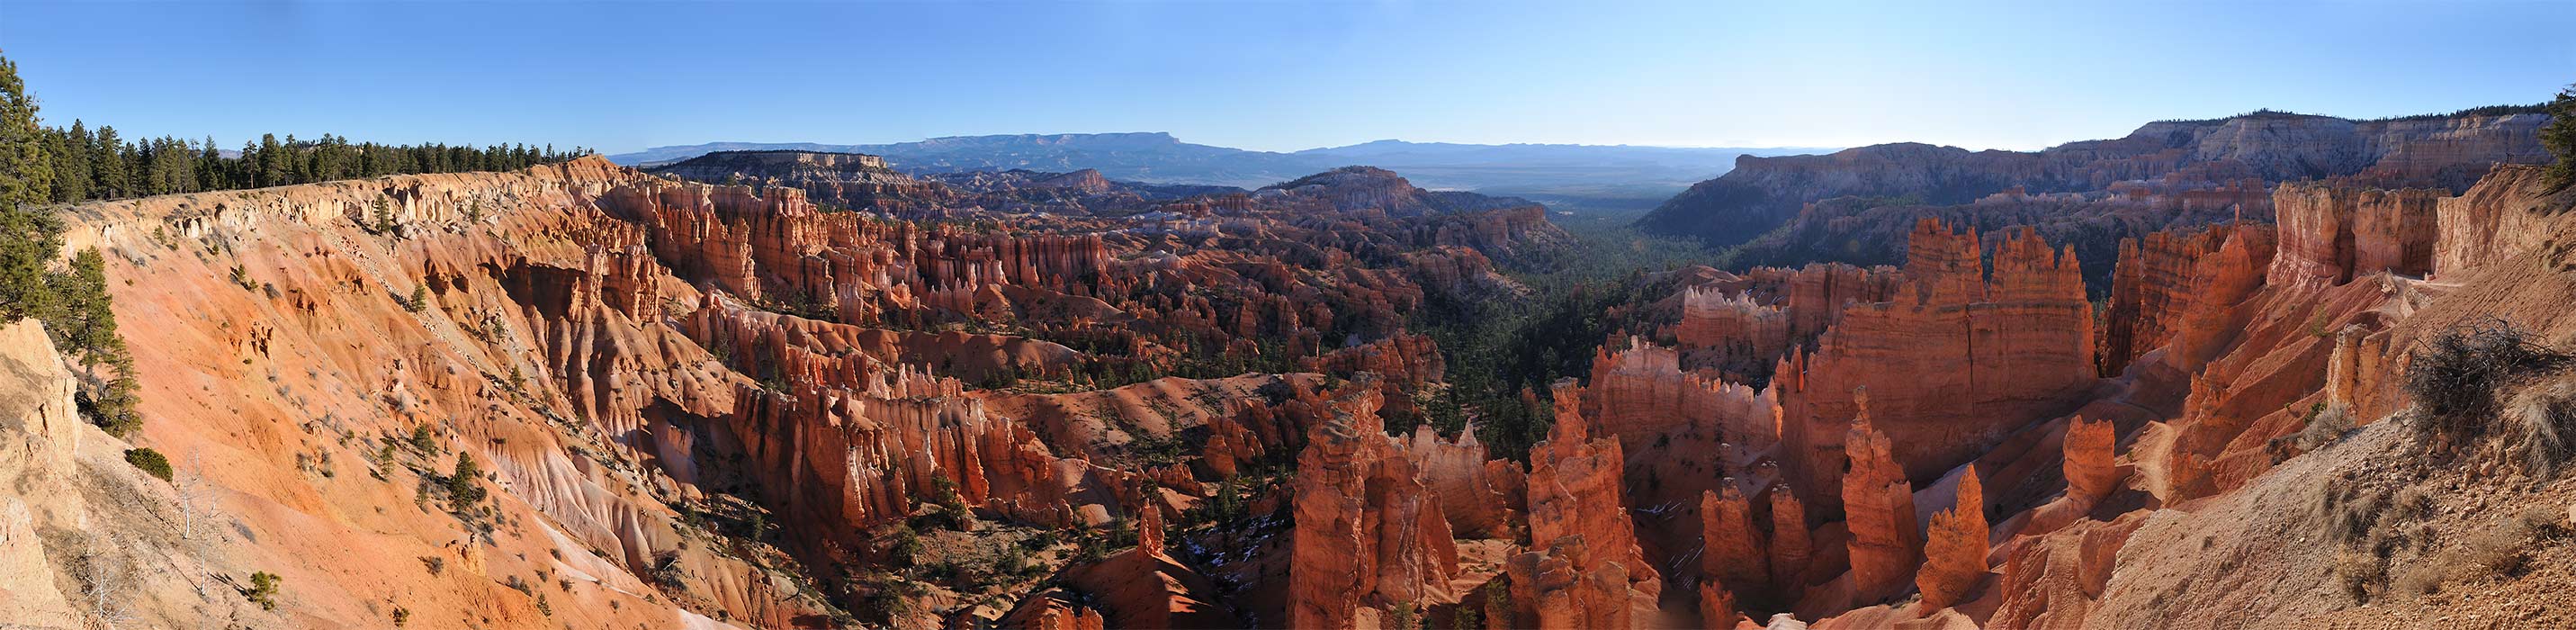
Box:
<box><xmin>3</xmin><ymin>0</ymin><xmax>2570</xmax><ymax>154</ymax></box>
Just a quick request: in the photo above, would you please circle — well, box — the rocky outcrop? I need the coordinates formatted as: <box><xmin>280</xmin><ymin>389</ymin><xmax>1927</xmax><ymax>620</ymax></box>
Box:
<box><xmin>1719</xmin><ymin>263</ymin><xmax>1902</xmax><ymax>343</ymax></box>
<box><xmin>1767</xmin><ymin>488</ymin><xmax>1813</xmax><ymax>598</ymax></box>
<box><xmin>2268</xmin><ymin>184</ymin><xmax>2442</xmax><ymax>289</ymax></box>
<box><xmin>1700</xmin><ymin>483</ymin><xmax>1770</xmax><ymax>598</ymax></box>
<box><xmin>1839</xmin><ymin>393</ymin><xmax>1920</xmax><ymax>603</ymax></box>
<box><xmin>1415</xmin><ymin>205</ymin><xmax>1575</xmax><ymax>265</ymax></box>
<box><xmin>1986</xmin><ymin>512</ymin><xmax>2149</xmax><ymax>630</ymax></box>
<box><xmin>2061</xmin><ymin>417</ymin><xmax>2119</xmax><ymax>505</ymax></box>
<box><xmin>999</xmin><ymin>596</ymin><xmax>1108</xmax><ymax>630</ymax></box>
<box><xmin>0</xmin><ymin>320</ymin><xmax>83</xmax><ymax>628</ymax></box>
<box><xmin>1718</xmin><ymin>183</ymin><xmax>2262</xmax><ymax>296</ymax></box>
<box><xmin>46</xmin><ymin>158</ymin><xmax>815</xmax><ymax>628</ymax></box>
<box><xmin>1781</xmin><ymin>220</ymin><xmax>2096</xmax><ymax>513</ymax></box>
<box><xmin>600</xmin><ymin>178</ymin><xmax>1115</xmax><ymax>324</ymax></box>
<box><xmin>1916</xmin><ymin>469</ymin><xmax>1988</xmax><ymax>611</ymax></box>
<box><xmin>685</xmin><ymin>296</ymin><xmax>1105</xmax><ymax>539</ymax></box>
<box><xmin>1287</xmin><ymin>382</ymin><xmax>1461</xmax><ymax>628</ymax></box>
<box><xmin>1700</xmin><ymin>581</ymin><xmax>1743</xmax><ymax>630</ymax></box>
<box><xmin>33</xmin><ymin>148</ymin><xmax>1596</xmax><ymax>628</ymax></box>
<box><xmin>648</xmin><ymin>149</ymin><xmax>956</xmax><ymax>213</ymax></box>
<box><xmin>2099</xmin><ymin>224</ymin><xmax>2237</xmax><ymax>376</ymax></box>
<box><xmin>1402</xmin><ymin>425</ymin><xmax>1526</xmax><ymax>540</ymax></box>
<box><xmin>1676</xmin><ymin>285</ymin><xmax>1793</xmax><ymax>378</ymax></box>
<box><xmin>1523</xmin><ymin>381</ymin><xmax>1662</xmax><ymax>625</ymax></box>
<box><xmin>2166</xmin><ymin>225</ymin><xmax>2278</xmax><ymax>372</ymax></box>
<box><xmin>1588</xmin><ymin>339</ymin><xmax>1782</xmax><ymax>451</ymax></box>
<box><xmin>917</xmin><ymin>167</ymin><xmax>1246</xmax><ymax>218</ymax></box>
<box><xmin>1506</xmin><ymin>536</ymin><xmax>1639</xmax><ymax>630</ymax></box>
<box><xmin>2432</xmin><ymin>164</ymin><xmax>2561</xmax><ymax>279</ymax></box>
<box><xmin>1062</xmin><ymin>506</ymin><xmax>1242</xmax><ymax>629</ymax></box>
<box><xmin>1301</xmin><ymin>331</ymin><xmax>1446</xmax><ymax>384</ymax></box>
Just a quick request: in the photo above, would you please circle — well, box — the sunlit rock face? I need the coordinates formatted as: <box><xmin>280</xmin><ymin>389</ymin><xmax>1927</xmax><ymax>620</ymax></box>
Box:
<box><xmin>1287</xmin><ymin>382</ymin><xmax>1461</xmax><ymax>629</ymax></box>
<box><xmin>1778</xmin><ymin>219</ymin><xmax>2097</xmax><ymax>516</ymax></box>
<box><xmin>648</xmin><ymin>149</ymin><xmax>957</xmax><ymax>213</ymax></box>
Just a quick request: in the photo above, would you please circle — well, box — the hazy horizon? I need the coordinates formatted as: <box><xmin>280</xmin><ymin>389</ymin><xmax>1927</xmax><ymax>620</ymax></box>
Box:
<box><xmin>4</xmin><ymin>0</ymin><xmax>2570</xmax><ymax>156</ymax></box>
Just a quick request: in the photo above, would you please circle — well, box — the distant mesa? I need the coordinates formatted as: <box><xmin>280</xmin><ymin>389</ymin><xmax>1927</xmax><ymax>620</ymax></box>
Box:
<box><xmin>1636</xmin><ymin>105</ymin><xmax>2551</xmax><ymax>249</ymax></box>
<box><xmin>647</xmin><ymin>149</ymin><xmax>954</xmax><ymax>213</ymax></box>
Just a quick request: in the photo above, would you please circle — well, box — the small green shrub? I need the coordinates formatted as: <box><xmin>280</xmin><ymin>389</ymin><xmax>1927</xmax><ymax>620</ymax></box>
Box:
<box><xmin>408</xmin><ymin>425</ymin><xmax>438</xmax><ymax>454</ymax></box>
<box><xmin>124</xmin><ymin>447</ymin><xmax>173</xmax><ymax>482</ymax></box>
<box><xmin>246</xmin><ymin>571</ymin><xmax>283</xmax><ymax>610</ymax></box>
<box><xmin>1386</xmin><ymin>601</ymin><xmax>1421</xmax><ymax>630</ymax></box>
<box><xmin>650</xmin><ymin>551</ymin><xmax>688</xmax><ymax>590</ymax></box>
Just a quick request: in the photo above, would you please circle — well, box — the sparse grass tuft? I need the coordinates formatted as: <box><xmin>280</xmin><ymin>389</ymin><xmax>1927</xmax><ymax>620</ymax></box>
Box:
<box><xmin>2275</xmin><ymin>401</ymin><xmax>2353</xmax><ymax>460</ymax></box>
<box><xmin>2394</xmin><ymin>513</ymin><xmax>2548</xmax><ymax>598</ymax></box>
<box><xmin>2504</xmin><ymin>388</ymin><xmax>2576</xmax><ymax>481</ymax></box>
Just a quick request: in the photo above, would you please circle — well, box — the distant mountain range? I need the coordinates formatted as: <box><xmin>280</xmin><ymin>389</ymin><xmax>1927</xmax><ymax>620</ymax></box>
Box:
<box><xmin>606</xmin><ymin>132</ymin><xmax>1827</xmax><ymax>211</ymax></box>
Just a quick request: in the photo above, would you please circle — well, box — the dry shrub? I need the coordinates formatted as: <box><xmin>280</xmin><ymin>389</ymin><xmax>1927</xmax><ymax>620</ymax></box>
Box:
<box><xmin>2389</xmin><ymin>486</ymin><xmax>2434</xmax><ymax>523</ymax></box>
<box><xmin>2456</xmin><ymin>526</ymin><xmax>2530</xmax><ymax>580</ymax></box>
<box><xmin>2392</xmin><ymin>561</ymin><xmax>2443</xmax><ymax>597</ymax></box>
<box><xmin>2366</xmin><ymin>526</ymin><xmax>2410</xmax><ymax>561</ymax></box>
<box><xmin>2332</xmin><ymin>550</ymin><xmax>2383</xmax><ymax>601</ymax></box>
<box><xmin>2518</xmin><ymin>505</ymin><xmax>2573</xmax><ymax>540</ymax></box>
<box><xmin>2404</xmin><ymin>521</ymin><xmax>2439</xmax><ymax>554</ymax></box>
<box><xmin>2314</xmin><ymin>478</ymin><xmax>2385</xmax><ymax>544</ymax></box>
<box><xmin>2404</xmin><ymin>320</ymin><xmax>2575</xmax><ymax>454</ymax></box>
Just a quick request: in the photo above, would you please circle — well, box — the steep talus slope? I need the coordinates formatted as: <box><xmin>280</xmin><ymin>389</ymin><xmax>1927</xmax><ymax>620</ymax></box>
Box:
<box><xmin>40</xmin><ymin>158</ymin><xmax>799</xmax><ymax>628</ymax></box>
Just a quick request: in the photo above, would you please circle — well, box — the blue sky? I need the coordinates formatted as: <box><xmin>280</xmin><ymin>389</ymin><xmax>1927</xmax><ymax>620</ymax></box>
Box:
<box><xmin>3</xmin><ymin>0</ymin><xmax>2569</xmax><ymax>154</ymax></box>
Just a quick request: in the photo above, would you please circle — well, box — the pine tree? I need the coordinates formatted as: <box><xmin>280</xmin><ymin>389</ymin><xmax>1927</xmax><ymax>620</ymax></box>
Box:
<box><xmin>0</xmin><ymin>51</ymin><xmax>65</xmax><ymax>321</ymax></box>
<box><xmin>49</xmin><ymin>249</ymin><xmax>122</xmax><ymax>363</ymax></box>
<box><xmin>40</xmin><ymin>130</ymin><xmax>79</xmax><ymax>202</ymax></box>
<box><xmin>447</xmin><ymin>453</ymin><xmax>487</xmax><ymax>508</ymax></box>
<box><xmin>2545</xmin><ymin>85</ymin><xmax>2576</xmax><ymax>192</ymax></box>
<box><xmin>91</xmin><ymin>125</ymin><xmax>130</xmax><ymax>199</ymax></box>
<box><xmin>257</xmin><ymin>133</ymin><xmax>284</xmax><ymax>187</ymax></box>
<box><xmin>50</xmin><ymin>122</ymin><xmax>91</xmax><ymax>202</ymax></box>
<box><xmin>0</xmin><ymin>54</ymin><xmax>50</xmax><ymax>207</ymax></box>
<box><xmin>51</xmin><ymin>248</ymin><xmax>139</xmax><ymax>435</ymax></box>
<box><xmin>197</xmin><ymin>136</ymin><xmax>222</xmax><ymax>192</ymax></box>
<box><xmin>0</xmin><ymin>52</ymin><xmax>139</xmax><ymax>435</ymax></box>
<box><xmin>231</xmin><ymin>140</ymin><xmax>251</xmax><ymax>189</ymax></box>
